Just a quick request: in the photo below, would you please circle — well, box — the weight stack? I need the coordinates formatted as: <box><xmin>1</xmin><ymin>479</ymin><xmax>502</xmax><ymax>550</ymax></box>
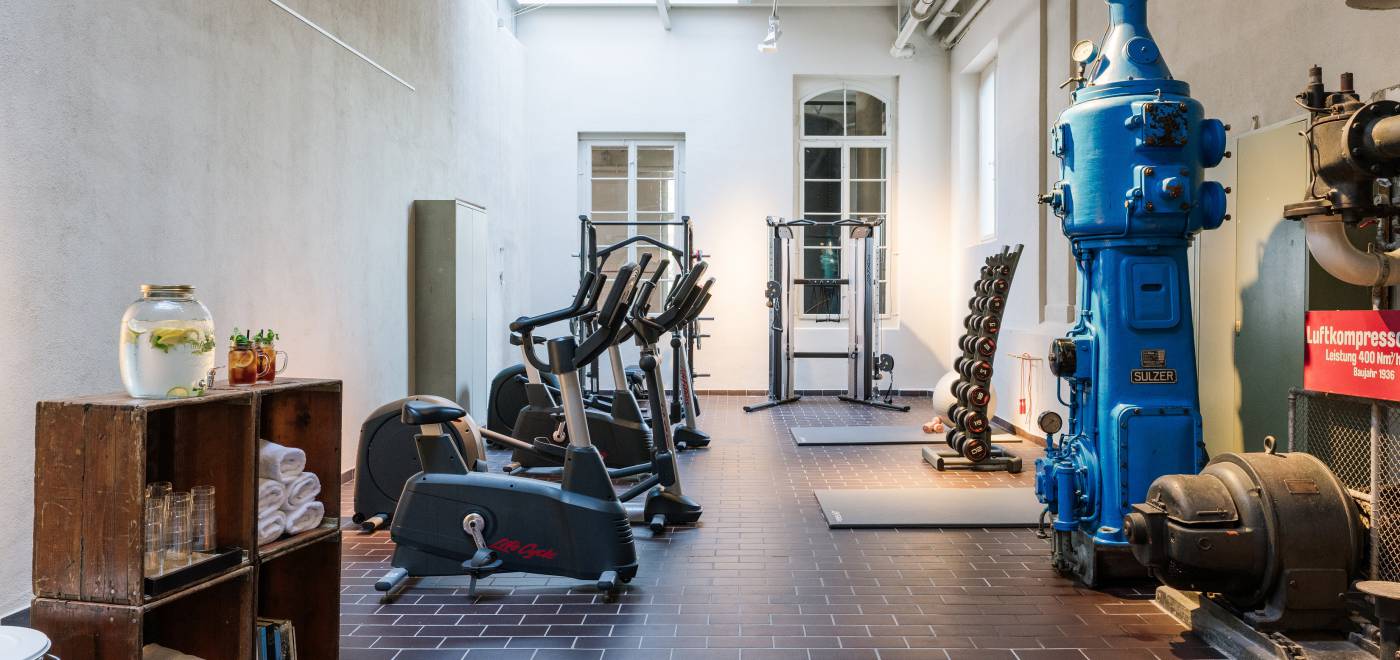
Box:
<box><xmin>927</xmin><ymin>244</ymin><xmax>1024</xmax><ymax>473</ymax></box>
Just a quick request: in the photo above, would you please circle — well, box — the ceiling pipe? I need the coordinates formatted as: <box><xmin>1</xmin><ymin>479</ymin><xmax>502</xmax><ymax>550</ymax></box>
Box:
<box><xmin>941</xmin><ymin>0</ymin><xmax>991</xmax><ymax>49</ymax></box>
<box><xmin>890</xmin><ymin>0</ymin><xmax>950</xmax><ymax>57</ymax></box>
<box><xmin>923</xmin><ymin>0</ymin><xmax>959</xmax><ymax>36</ymax></box>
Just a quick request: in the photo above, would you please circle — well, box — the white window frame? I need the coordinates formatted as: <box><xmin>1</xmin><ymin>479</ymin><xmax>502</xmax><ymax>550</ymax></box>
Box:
<box><xmin>975</xmin><ymin>58</ymin><xmax>998</xmax><ymax>244</ymax></box>
<box><xmin>577</xmin><ymin>136</ymin><xmax>687</xmax><ymax>270</ymax></box>
<box><xmin>796</xmin><ymin>82</ymin><xmax>896</xmax><ymax>320</ymax></box>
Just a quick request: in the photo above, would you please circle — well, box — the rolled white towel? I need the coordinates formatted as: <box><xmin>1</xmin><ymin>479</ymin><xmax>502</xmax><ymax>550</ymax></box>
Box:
<box><xmin>258</xmin><ymin>439</ymin><xmax>306</xmax><ymax>481</ymax></box>
<box><xmin>143</xmin><ymin>644</ymin><xmax>205</xmax><ymax>660</ymax></box>
<box><xmin>281</xmin><ymin>470</ymin><xmax>321</xmax><ymax>508</ymax></box>
<box><xmin>258</xmin><ymin>510</ymin><xmax>287</xmax><ymax>546</ymax></box>
<box><xmin>282</xmin><ymin>500</ymin><xmax>325</xmax><ymax>535</ymax></box>
<box><xmin>258</xmin><ymin>478</ymin><xmax>287</xmax><ymax>513</ymax></box>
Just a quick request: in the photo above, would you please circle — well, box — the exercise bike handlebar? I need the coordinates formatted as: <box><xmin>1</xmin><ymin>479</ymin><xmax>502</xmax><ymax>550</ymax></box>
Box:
<box><xmin>652</xmin><ymin>261</ymin><xmax>709</xmax><ymax>330</ymax></box>
<box><xmin>519</xmin><ymin>262</ymin><xmax>641</xmax><ymax>375</ymax></box>
<box><xmin>510</xmin><ymin>271</ymin><xmax>604</xmax><ymax>333</ymax></box>
<box><xmin>660</xmin><ymin>277</ymin><xmax>714</xmax><ymax>334</ymax></box>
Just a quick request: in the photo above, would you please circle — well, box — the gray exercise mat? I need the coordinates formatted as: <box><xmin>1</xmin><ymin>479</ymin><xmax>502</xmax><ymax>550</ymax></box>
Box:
<box><xmin>791</xmin><ymin>425</ymin><xmax>934</xmax><ymax>446</ymax></box>
<box><xmin>814</xmin><ymin>487</ymin><xmax>1044</xmax><ymax>528</ymax></box>
<box><xmin>791</xmin><ymin>425</ymin><xmax>1017</xmax><ymax>446</ymax></box>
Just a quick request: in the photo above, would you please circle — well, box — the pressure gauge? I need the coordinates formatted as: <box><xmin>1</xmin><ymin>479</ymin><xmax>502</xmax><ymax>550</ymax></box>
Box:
<box><xmin>1071</xmin><ymin>40</ymin><xmax>1098</xmax><ymax>66</ymax></box>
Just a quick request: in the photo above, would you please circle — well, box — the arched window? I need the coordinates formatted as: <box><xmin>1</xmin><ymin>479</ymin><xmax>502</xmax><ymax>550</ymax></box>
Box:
<box><xmin>798</xmin><ymin>84</ymin><xmax>893</xmax><ymax>316</ymax></box>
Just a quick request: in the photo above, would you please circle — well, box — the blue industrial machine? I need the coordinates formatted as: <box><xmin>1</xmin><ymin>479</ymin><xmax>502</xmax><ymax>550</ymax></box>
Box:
<box><xmin>1034</xmin><ymin>0</ymin><xmax>1230</xmax><ymax>586</ymax></box>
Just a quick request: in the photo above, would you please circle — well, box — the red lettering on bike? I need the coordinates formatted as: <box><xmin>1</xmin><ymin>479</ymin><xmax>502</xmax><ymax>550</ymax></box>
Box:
<box><xmin>489</xmin><ymin>538</ymin><xmax>559</xmax><ymax>561</ymax></box>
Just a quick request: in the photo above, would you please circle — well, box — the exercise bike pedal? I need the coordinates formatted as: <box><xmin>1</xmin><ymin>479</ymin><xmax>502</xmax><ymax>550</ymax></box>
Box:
<box><xmin>461</xmin><ymin>549</ymin><xmax>504</xmax><ymax>598</ymax></box>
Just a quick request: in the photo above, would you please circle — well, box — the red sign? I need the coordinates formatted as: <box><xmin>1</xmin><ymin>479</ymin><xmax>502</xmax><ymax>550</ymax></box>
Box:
<box><xmin>1304</xmin><ymin>310</ymin><xmax>1400</xmax><ymax>402</ymax></box>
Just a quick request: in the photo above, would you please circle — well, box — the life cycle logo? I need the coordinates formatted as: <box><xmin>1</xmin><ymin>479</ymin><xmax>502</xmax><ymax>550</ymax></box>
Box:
<box><xmin>489</xmin><ymin>538</ymin><xmax>560</xmax><ymax>561</ymax></box>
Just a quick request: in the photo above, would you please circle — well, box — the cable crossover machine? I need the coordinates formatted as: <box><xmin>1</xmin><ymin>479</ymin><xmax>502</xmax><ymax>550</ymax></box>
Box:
<box><xmin>745</xmin><ymin>216</ymin><xmax>908</xmax><ymax>413</ymax></box>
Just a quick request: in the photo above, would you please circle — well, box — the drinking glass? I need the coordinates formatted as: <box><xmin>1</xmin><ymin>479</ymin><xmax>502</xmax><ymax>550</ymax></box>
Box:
<box><xmin>255</xmin><ymin>343</ymin><xmax>289</xmax><ymax>383</ymax></box>
<box><xmin>228</xmin><ymin>344</ymin><xmax>260</xmax><ymax>386</ymax></box>
<box><xmin>167</xmin><ymin>492</ymin><xmax>193</xmax><ymax>568</ymax></box>
<box><xmin>192</xmin><ymin>485</ymin><xmax>216</xmax><ymax>553</ymax></box>
<box><xmin>145</xmin><ymin>481</ymin><xmax>172</xmax><ymax>501</ymax></box>
<box><xmin>143</xmin><ymin>497</ymin><xmax>165</xmax><ymax>576</ymax></box>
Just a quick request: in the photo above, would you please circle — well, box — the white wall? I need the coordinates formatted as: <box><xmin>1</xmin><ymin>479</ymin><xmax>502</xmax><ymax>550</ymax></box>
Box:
<box><xmin>949</xmin><ymin>0</ymin><xmax>1075</xmax><ymax>433</ymax></box>
<box><xmin>0</xmin><ymin>0</ymin><xmax>527</xmax><ymax>615</ymax></box>
<box><xmin>517</xmin><ymin>7</ymin><xmax>955</xmax><ymax>392</ymax></box>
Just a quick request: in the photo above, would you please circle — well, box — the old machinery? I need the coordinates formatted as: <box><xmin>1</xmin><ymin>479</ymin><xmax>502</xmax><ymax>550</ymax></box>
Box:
<box><xmin>1125</xmin><ymin>444</ymin><xmax>1362</xmax><ymax>631</ymax></box>
<box><xmin>1034</xmin><ymin>0</ymin><xmax>1230</xmax><ymax>585</ymax></box>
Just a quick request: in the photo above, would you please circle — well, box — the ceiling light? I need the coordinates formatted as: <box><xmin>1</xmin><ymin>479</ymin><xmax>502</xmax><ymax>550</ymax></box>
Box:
<box><xmin>1347</xmin><ymin>0</ymin><xmax>1400</xmax><ymax>8</ymax></box>
<box><xmin>758</xmin><ymin>1</ymin><xmax>781</xmax><ymax>53</ymax></box>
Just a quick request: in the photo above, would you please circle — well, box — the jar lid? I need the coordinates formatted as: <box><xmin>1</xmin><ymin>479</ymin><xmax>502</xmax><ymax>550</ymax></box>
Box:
<box><xmin>141</xmin><ymin>284</ymin><xmax>195</xmax><ymax>295</ymax></box>
<box><xmin>0</xmin><ymin>626</ymin><xmax>51</xmax><ymax>660</ymax></box>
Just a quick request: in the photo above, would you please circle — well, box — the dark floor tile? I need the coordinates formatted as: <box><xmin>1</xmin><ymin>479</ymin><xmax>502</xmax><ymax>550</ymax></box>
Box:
<box><xmin>338</xmin><ymin>397</ymin><xmax>1211</xmax><ymax>658</ymax></box>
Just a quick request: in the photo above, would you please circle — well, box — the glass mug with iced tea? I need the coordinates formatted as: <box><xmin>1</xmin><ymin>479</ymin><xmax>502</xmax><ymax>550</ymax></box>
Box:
<box><xmin>227</xmin><ymin>329</ymin><xmax>265</xmax><ymax>386</ymax></box>
<box><xmin>254</xmin><ymin>329</ymin><xmax>289</xmax><ymax>383</ymax></box>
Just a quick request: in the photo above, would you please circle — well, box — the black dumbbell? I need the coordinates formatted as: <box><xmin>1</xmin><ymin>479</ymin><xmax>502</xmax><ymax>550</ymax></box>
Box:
<box><xmin>990</xmin><ymin>278</ymin><xmax>1010</xmax><ymax>294</ymax></box>
<box><xmin>963</xmin><ymin>411</ymin><xmax>988</xmax><ymax>434</ymax></box>
<box><xmin>974</xmin><ymin>336</ymin><xmax>996</xmax><ymax>357</ymax></box>
<box><xmin>969</xmin><ymin>360</ymin><xmax>993</xmax><ymax>382</ymax></box>
<box><xmin>946</xmin><ymin>429</ymin><xmax>964</xmax><ymax>449</ymax></box>
<box><xmin>968</xmin><ymin>385</ymin><xmax>991</xmax><ymax>407</ymax></box>
<box><xmin>963</xmin><ymin>435</ymin><xmax>991</xmax><ymax>462</ymax></box>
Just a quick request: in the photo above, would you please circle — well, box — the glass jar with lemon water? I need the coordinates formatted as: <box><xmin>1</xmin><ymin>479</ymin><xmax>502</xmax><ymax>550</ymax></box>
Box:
<box><xmin>119</xmin><ymin>285</ymin><xmax>217</xmax><ymax>399</ymax></box>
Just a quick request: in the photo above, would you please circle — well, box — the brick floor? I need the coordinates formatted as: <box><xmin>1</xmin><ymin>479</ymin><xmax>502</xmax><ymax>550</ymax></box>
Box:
<box><xmin>338</xmin><ymin>395</ymin><xmax>1221</xmax><ymax>659</ymax></box>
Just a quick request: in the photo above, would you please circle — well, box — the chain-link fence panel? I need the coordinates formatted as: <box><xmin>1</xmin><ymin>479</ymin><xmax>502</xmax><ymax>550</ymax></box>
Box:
<box><xmin>1290</xmin><ymin>389</ymin><xmax>1400</xmax><ymax>581</ymax></box>
<box><xmin>1291</xmin><ymin>390</ymin><xmax>1373</xmax><ymax>493</ymax></box>
<box><xmin>1374</xmin><ymin>404</ymin><xmax>1400</xmax><ymax>582</ymax></box>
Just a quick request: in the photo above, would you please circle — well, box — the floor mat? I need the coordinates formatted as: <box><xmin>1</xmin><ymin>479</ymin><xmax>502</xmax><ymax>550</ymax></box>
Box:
<box><xmin>814</xmin><ymin>487</ymin><xmax>1044</xmax><ymax>528</ymax></box>
<box><xmin>792</xmin><ymin>425</ymin><xmax>1015</xmax><ymax>446</ymax></box>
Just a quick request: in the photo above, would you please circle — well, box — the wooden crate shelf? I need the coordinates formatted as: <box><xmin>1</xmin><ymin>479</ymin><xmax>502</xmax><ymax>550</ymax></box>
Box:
<box><xmin>32</xmin><ymin>567</ymin><xmax>255</xmax><ymax>660</ymax></box>
<box><xmin>32</xmin><ymin>378</ymin><xmax>342</xmax><ymax>659</ymax></box>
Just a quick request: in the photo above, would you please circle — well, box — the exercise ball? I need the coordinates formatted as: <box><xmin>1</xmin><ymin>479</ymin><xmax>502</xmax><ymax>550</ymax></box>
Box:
<box><xmin>931</xmin><ymin>371</ymin><xmax>997</xmax><ymax>420</ymax></box>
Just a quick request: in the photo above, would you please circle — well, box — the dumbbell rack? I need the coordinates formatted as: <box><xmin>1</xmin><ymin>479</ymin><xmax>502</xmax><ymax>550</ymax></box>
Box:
<box><xmin>925</xmin><ymin>244</ymin><xmax>1024</xmax><ymax>473</ymax></box>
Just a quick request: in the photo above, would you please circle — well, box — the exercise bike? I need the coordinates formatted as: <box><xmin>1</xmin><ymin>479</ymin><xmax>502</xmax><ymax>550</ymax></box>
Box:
<box><xmin>501</xmin><ymin>263</ymin><xmax>657</xmax><ymax>473</ymax></box>
<box><xmin>375</xmin><ymin>262</ymin><xmax>645</xmax><ymax>601</ymax></box>
<box><xmin>489</xmin><ymin>258</ymin><xmax>711</xmax><ymax>533</ymax></box>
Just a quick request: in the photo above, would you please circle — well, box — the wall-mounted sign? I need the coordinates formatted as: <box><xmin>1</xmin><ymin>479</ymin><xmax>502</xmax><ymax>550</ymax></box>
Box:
<box><xmin>1303</xmin><ymin>310</ymin><xmax>1400</xmax><ymax>402</ymax></box>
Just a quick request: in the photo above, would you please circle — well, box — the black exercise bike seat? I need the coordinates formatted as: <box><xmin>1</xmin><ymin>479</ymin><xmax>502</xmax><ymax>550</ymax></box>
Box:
<box><xmin>401</xmin><ymin>399</ymin><xmax>465</xmax><ymax>425</ymax></box>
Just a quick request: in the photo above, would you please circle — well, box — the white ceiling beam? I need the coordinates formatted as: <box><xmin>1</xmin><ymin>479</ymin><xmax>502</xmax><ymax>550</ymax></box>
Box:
<box><xmin>657</xmin><ymin>0</ymin><xmax>673</xmax><ymax>28</ymax></box>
